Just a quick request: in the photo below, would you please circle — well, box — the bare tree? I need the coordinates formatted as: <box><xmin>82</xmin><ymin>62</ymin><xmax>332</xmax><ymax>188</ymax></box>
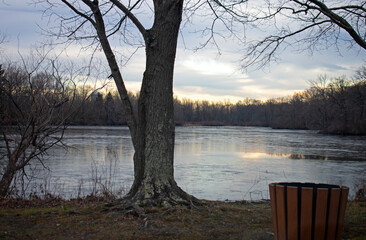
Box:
<box><xmin>43</xmin><ymin>0</ymin><xmax>198</xmax><ymax>206</ymax></box>
<box><xmin>306</xmin><ymin>75</ymin><xmax>331</xmax><ymax>129</ymax></box>
<box><xmin>40</xmin><ymin>0</ymin><xmax>365</xmax><ymax>206</ymax></box>
<box><xmin>0</xmin><ymin>57</ymin><xmax>75</xmax><ymax>197</ymax></box>
<box><xmin>355</xmin><ymin>65</ymin><xmax>366</xmax><ymax>81</ymax></box>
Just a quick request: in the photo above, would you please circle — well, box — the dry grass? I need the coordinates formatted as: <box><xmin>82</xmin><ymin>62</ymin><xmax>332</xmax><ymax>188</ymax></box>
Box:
<box><xmin>0</xmin><ymin>197</ymin><xmax>364</xmax><ymax>240</ymax></box>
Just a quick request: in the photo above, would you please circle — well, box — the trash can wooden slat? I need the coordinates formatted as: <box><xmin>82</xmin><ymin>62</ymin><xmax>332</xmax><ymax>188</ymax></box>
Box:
<box><xmin>287</xmin><ymin>186</ymin><xmax>298</xmax><ymax>240</ymax></box>
<box><xmin>300</xmin><ymin>187</ymin><xmax>313</xmax><ymax>240</ymax></box>
<box><xmin>314</xmin><ymin>188</ymin><xmax>328</xmax><ymax>240</ymax></box>
<box><xmin>276</xmin><ymin>185</ymin><xmax>287</xmax><ymax>240</ymax></box>
<box><xmin>269</xmin><ymin>183</ymin><xmax>279</xmax><ymax>239</ymax></box>
<box><xmin>336</xmin><ymin>187</ymin><xmax>349</xmax><ymax>240</ymax></box>
<box><xmin>326</xmin><ymin>188</ymin><xmax>340</xmax><ymax>240</ymax></box>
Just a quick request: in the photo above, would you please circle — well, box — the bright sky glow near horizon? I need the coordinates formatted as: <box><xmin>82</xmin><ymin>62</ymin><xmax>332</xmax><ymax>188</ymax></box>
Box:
<box><xmin>1</xmin><ymin>0</ymin><xmax>365</xmax><ymax>103</ymax></box>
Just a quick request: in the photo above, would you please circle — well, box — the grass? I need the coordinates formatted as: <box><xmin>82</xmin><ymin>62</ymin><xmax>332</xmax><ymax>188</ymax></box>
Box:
<box><xmin>0</xmin><ymin>197</ymin><xmax>365</xmax><ymax>240</ymax></box>
<box><xmin>343</xmin><ymin>201</ymin><xmax>366</xmax><ymax>240</ymax></box>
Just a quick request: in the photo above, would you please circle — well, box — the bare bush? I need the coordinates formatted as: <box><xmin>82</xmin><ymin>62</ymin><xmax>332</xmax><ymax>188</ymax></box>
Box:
<box><xmin>0</xmin><ymin>58</ymin><xmax>76</xmax><ymax>197</ymax></box>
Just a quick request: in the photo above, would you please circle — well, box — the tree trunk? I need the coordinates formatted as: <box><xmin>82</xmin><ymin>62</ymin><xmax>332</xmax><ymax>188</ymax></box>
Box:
<box><xmin>123</xmin><ymin>0</ymin><xmax>197</xmax><ymax>205</ymax></box>
<box><xmin>0</xmin><ymin>157</ymin><xmax>16</xmax><ymax>197</ymax></box>
<box><xmin>0</xmin><ymin>170</ymin><xmax>14</xmax><ymax>197</ymax></box>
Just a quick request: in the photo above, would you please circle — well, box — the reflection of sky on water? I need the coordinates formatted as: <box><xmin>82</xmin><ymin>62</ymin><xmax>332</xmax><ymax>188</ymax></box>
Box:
<box><xmin>174</xmin><ymin>126</ymin><xmax>366</xmax><ymax>200</ymax></box>
<box><xmin>16</xmin><ymin>126</ymin><xmax>366</xmax><ymax>200</ymax></box>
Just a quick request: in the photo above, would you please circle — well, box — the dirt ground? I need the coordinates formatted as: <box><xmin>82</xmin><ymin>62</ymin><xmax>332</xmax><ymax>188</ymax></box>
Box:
<box><xmin>0</xmin><ymin>197</ymin><xmax>365</xmax><ymax>240</ymax></box>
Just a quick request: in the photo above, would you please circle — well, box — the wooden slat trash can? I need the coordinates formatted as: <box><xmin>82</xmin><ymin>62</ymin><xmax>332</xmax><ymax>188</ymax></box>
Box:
<box><xmin>269</xmin><ymin>182</ymin><xmax>349</xmax><ymax>240</ymax></box>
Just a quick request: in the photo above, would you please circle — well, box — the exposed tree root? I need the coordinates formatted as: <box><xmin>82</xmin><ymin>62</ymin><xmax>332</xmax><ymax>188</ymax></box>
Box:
<box><xmin>104</xmin><ymin>186</ymin><xmax>202</xmax><ymax>216</ymax></box>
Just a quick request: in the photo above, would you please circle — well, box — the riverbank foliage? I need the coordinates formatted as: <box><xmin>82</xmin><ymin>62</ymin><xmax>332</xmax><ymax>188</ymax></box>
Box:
<box><xmin>0</xmin><ymin>197</ymin><xmax>365</xmax><ymax>240</ymax></box>
<box><xmin>1</xmin><ymin>65</ymin><xmax>366</xmax><ymax>135</ymax></box>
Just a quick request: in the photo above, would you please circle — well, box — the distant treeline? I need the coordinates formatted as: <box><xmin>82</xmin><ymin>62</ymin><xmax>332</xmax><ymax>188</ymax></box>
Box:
<box><xmin>2</xmin><ymin>64</ymin><xmax>366</xmax><ymax>135</ymax></box>
<box><xmin>177</xmin><ymin>75</ymin><xmax>366</xmax><ymax>135</ymax></box>
<box><xmin>181</xmin><ymin>74</ymin><xmax>366</xmax><ymax>135</ymax></box>
<box><xmin>70</xmin><ymin>73</ymin><xmax>366</xmax><ymax>135</ymax></box>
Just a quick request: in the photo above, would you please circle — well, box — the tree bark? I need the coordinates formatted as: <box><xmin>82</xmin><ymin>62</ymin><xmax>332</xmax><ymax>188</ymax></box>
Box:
<box><xmin>0</xmin><ymin>153</ymin><xmax>17</xmax><ymax>197</ymax></box>
<box><xmin>0</xmin><ymin>168</ymin><xmax>15</xmax><ymax>197</ymax></box>
<box><xmin>125</xmin><ymin>0</ymin><xmax>197</xmax><ymax>205</ymax></box>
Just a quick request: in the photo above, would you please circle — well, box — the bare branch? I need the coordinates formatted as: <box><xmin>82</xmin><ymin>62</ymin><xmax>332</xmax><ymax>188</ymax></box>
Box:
<box><xmin>61</xmin><ymin>0</ymin><xmax>96</xmax><ymax>26</ymax></box>
<box><xmin>244</xmin><ymin>19</ymin><xmax>332</xmax><ymax>68</ymax></box>
<box><xmin>307</xmin><ymin>0</ymin><xmax>366</xmax><ymax>49</ymax></box>
<box><xmin>226</xmin><ymin>0</ymin><xmax>366</xmax><ymax>67</ymax></box>
<box><xmin>79</xmin><ymin>0</ymin><xmax>138</xmax><ymax>145</ymax></box>
<box><xmin>106</xmin><ymin>0</ymin><xmax>144</xmax><ymax>38</ymax></box>
<box><xmin>109</xmin><ymin>0</ymin><xmax>147</xmax><ymax>39</ymax></box>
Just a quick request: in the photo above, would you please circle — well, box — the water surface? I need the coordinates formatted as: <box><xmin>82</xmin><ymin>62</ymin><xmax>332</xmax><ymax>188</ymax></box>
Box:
<box><xmin>19</xmin><ymin>126</ymin><xmax>366</xmax><ymax>200</ymax></box>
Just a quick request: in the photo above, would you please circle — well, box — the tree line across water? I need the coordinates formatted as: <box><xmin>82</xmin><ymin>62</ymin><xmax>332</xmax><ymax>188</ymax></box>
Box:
<box><xmin>2</xmin><ymin>64</ymin><xmax>366</xmax><ymax>135</ymax></box>
<box><xmin>72</xmin><ymin>72</ymin><xmax>366</xmax><ymax>135</ymax></box>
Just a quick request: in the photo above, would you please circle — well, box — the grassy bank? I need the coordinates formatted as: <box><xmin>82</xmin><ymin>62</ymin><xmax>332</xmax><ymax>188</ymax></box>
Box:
<box><xmin>0</xmin><ymin>197</ymin><xmax>365</xmax><ymax>240</ymax></box>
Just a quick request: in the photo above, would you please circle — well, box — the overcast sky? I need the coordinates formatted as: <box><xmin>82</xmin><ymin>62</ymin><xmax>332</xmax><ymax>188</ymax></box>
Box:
<box><xmin>1</xmin><ymin>0</ymin><xmax>365</xmax><ymax>102</ymax></box>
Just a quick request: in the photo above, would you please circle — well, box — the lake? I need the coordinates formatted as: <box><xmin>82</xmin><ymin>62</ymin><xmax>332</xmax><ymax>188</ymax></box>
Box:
<box><xmin>21</xmin><ymin>126</ymin><xmax>366</xmax><ymax>201</ymax></box>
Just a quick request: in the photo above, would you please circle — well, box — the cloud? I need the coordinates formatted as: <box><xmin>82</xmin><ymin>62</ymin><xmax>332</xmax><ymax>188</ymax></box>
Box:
<box><xmin>0</xmin><ymin>2</ymin><xmax>44</xmax><ymax>43</ymax></box>
<box><xmin>174</xmin><ymin>86</ymin><xmax>243</xmax><ymax>103</ymax></box>
<box><xmin>181</xmin><ymin>57</ymin><xmax>234</xmax><ymax>76</ymax></box>
<box><xmin>172</xmin><ymin>43</ymin><xmax>366</xmax><ymax>102</ymax></box>
<box><xmin>321</xmin><ymin>63</ymin><xmax>348</xmax><ymax>71</ymax></box>
<box><xmin>175</xmin><ymin>49</ymin><xmax>252</xmax><ymax>89</ymax></box>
